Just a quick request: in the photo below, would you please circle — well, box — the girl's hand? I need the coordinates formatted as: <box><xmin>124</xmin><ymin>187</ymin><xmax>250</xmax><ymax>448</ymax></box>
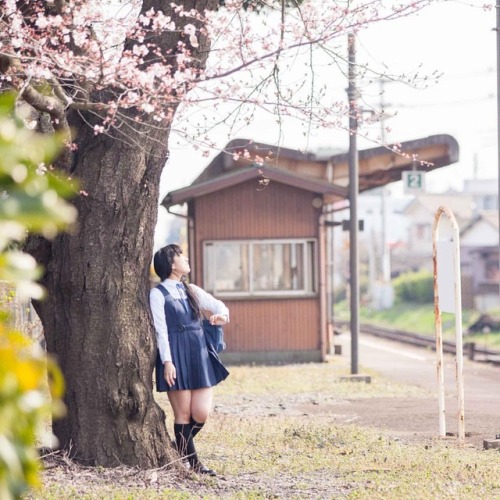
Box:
<box><xmin>164</xmin><ymin>361</ymin><xmax>176</xmax><ymax>387</ymax></box>
<box><xmin>209</xmin><ymin>314</ymin><xmax>228</xmax><ymax>326</ymax></box>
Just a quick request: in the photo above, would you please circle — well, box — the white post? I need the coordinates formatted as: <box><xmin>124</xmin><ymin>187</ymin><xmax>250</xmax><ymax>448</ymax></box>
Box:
<box><xmin>452</xmin><ymin>218</ymin><xmax>465</xmax><ymax>444</ymax></box>
<box><xmin>432</xmin><ymin>215</ymin><xmax>446</xmax><ymax>437</ymax></box>
<box><xmin>432</xmin><ymin>206</ymin><xmax>465</xmax><ymax>444</ymax></box>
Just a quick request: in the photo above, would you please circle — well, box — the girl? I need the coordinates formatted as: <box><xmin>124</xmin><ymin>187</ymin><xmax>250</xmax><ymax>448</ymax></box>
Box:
<box><xmin>149</xmin><ymin>244</ymin><xmax>229</xmax><ymax>476</ymax></box>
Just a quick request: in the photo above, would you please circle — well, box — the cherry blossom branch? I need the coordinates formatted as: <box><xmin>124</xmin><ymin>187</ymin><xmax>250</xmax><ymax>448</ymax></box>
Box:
<box><xmin>0</xmin><ymin>0</ymin><xmax>438</xmax><ymax>156</ymax></box>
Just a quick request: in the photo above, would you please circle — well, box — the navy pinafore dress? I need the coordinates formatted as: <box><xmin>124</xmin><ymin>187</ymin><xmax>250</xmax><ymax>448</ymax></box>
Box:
<box><xmin>155</xmin><ymin>285</ymin><xmax>229</xmax><ymax>392</ymax></box>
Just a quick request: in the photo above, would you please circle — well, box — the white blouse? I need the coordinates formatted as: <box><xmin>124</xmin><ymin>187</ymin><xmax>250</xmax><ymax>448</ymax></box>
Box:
<box><xmin>149</xmin><ymin>279</ymin><xmax>229</xmax><ymax>363</ymax></box>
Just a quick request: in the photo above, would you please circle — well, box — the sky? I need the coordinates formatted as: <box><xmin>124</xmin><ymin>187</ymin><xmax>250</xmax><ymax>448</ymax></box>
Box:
<box><xmin>155</xmin><ymin>1</ymin><xmax>497</xmax><ymax>248</ymax></box>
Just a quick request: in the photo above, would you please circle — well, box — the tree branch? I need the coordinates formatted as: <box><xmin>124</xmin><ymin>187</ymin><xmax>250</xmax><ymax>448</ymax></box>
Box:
<box><xmin>19</xmin><ymin>84</ymin><xmax>69</xmax><ymax>136</ymax></box>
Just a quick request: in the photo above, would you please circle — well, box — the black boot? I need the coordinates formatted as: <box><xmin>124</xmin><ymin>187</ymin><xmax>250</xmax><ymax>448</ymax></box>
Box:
<box><xmin>174</xmin><ymin>422</ymin><xmax>216</xmax><ymax>476</ymax></box>
<box><xmin>188</xmin><ymin>447</ymin><xmax>216</xmax><ymax>477</ymax></box>
<box><xmin>187</xmin><ymin>419</ymin><xmax>216</xmax><ymax>476</ymax></box>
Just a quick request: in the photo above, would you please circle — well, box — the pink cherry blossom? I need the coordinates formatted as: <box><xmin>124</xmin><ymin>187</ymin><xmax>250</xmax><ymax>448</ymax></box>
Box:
<box><xmin>0</xmin><ymin>0</ymin><xmax>437</xmax><ymax>155</ymax></box>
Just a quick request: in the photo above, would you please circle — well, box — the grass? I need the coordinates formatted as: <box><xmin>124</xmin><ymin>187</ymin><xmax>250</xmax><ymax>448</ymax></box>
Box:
<box><xmin>34</xmin><ymin>362</ymin><xmax>500</xmax><ymax>499</ymax></box>
<box><xmin>199</xmin><ymin>416</ymin><xmax>500</xmax><ymax>498</ymax></box>
<box><xmin>211</xmin><ymin>360</ymin><xmax>430</xmax><ymax>399</ymax></box>
<box><xmin>335</xmin><ymin>301</ymin><xmax>500</xmax><ymax>349</ymax></box>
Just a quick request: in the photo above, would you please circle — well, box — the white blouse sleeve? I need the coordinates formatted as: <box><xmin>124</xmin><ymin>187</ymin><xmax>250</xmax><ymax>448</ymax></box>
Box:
<box><xmin>190</xmin><ymin>284</ymin><xmax>230</xmax><ymax>323</ymax></box>
<box><xmin>149</xmin><ymin>287</ymin><xmax>172</xmax><ymax>363</ymax></box>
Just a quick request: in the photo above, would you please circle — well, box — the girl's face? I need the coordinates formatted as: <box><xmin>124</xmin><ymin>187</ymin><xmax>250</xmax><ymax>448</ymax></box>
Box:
<box><xmin>171</xmin><ymin>253</ymin><xmax>190</xmax><ymax>277</ymax></box>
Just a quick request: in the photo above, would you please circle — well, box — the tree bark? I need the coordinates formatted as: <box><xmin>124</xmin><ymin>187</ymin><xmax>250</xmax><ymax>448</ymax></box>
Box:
<box><xmin>23</xmin><ymin>0</ymin><xmax>218</xmax><ymax>468</ymax></box>
<box><xmin>33</xmin><ymin>118</ymin><xmax>172</xmax><ymax>467</ymax></box>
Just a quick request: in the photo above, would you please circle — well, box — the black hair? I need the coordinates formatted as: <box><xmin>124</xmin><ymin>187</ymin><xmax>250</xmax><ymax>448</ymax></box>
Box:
<box><xmin>153</xmin><ymin>244</ymin><xmax>181</xmax><ymax>280</ymax></box>
<box><xmin>153</xmin><ymin>244</ymin><xmax>200</xmax><ymax>319</ymax></box>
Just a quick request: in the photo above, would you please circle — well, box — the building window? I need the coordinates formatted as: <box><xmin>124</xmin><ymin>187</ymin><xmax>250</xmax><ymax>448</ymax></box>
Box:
<box><xmin>480</xmin><ymin>195</ymin><xmax>498</xmax><ymax>210</ymax></box>
<box><xmin>203</xmin><ymin>239</ymin><xmax>317</xmax><ymax>297</ymax></box>
<box><xmin>415</xmin><ymin>223</ymin><xmax>431</xmax><ymax>240</ymax></box>
<box><xmin>485</xmin><ymin>259</ymin><xmax>499</xmax><ymax>282</ymax></box>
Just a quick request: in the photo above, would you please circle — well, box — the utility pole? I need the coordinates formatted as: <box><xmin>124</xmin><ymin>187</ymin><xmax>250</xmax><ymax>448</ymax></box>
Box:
<box><xmin>347</xmin><ymin>33</ymin><xmax>359</xmax><ymax>375</ymax></box>
<box><xmin>379</xmin><ymin>79</ymin><xmax>391</xmax><ymax>285</ymax></box>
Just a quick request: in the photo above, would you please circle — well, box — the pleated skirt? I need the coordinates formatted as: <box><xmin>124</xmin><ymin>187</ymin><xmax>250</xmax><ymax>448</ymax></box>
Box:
<box><xmin>155</xmin><ymin>323</ymin><xmax>229</xmax><ymax>392</ymax></box>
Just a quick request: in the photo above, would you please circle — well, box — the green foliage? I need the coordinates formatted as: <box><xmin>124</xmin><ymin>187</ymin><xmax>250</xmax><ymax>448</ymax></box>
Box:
<box><xmin>0</xmin><ymin>92</ymin><xmax>77</xmax><ymax>300</ymax></box>
<box><xmin>358</xmin><ymin>302</ymin><xmax>499</xmax><ymax>348</ymax></box>
<box><xmin>334</xmin><ymin>274</ymin><xmax>370</xmax><ymax>305</ymax></box>
<box><xmin>0</xmin><ymin>91</ymin><xmax>76</xmax><ymax>499</ymax></box>
<box><xmin>0</xmin><ymin>332</ymin><xmax>65</xmax><ymax>499</ymax></box>
<box><xmin>392</xmin><ymin>269</ymin><xmax>434</xmax><ymax>304</ymax></box>
<box><xmin>0</xmin><ymin>93</ymin><xmax>76</xmax><ymax>232</ymax></box>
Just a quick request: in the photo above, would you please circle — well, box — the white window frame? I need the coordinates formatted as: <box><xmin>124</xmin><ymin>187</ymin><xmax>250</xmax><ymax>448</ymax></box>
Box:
<box><xmin>203</xmin><ymin>238</ymin><xmax>318</xmax><ymax>298</ymax></box>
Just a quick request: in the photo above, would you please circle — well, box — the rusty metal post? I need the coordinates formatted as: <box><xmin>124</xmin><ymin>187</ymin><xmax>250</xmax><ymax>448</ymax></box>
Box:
<box><xmin>432</xmin><ymin>205</ymin><xmax>465</xmax><ymax>444</ymax></box>
<box><xmin>432</xmin><ymin>214</ymin><xmax>446</xmax><ymax>437</ymax></box>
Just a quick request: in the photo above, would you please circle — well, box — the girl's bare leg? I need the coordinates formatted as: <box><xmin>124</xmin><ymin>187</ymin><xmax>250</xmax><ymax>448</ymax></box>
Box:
<box><xmin>167</xmin><ymin>390</ymin><xmax>192</xmax><ymax>424</ymax></box>
<box><xmin>190</xmin><ymin>387</ymin><xmax>213</xmax><ymax>423</ymax></box>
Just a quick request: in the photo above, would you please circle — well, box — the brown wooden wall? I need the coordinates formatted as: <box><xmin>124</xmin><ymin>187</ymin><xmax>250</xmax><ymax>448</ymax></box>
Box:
<box><xmin>193</xmin><ymin>179</ymin><xmax>321</xmax><ymax>243</ymax></box>
<box><xmin>223</xmin><ymin>298</ymin><xmax>320</xmax><ymax>351</ymax></box>
<box><xmin>188</xmin><ymin>179</ymin><xmax>323</xmax><ymax>357</ymax></box>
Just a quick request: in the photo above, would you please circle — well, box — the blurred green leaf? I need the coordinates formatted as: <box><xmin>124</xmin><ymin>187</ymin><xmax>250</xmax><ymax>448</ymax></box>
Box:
<box><xmin>0</xmin><ymin>91</ymin><xmax>74</xmax><ymax>499</ymax></box>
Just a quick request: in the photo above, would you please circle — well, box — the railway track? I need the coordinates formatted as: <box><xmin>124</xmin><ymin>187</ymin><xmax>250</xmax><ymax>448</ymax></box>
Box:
<box><xmin>336</xmin><ymin>322</ymin><xmax>500</xmax><ymax>366</ymax></box>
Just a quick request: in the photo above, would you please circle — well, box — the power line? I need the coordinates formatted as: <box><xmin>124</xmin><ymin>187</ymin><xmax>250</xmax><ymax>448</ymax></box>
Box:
<box><xmin>391</xmin><ymin>95</ymin><xmax>495</xmax><ymax>109</ymax></box>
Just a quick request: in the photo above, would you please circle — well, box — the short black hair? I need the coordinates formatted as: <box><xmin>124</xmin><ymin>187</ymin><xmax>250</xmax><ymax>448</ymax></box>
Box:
<box><xmin>153</xmin><ymin>244</ymin><xmax>200</xmax><ymax>319</ymax></box>
<box><xmin>153</xmin><ymin>244</ymin><xmax>182</xmax><ymax>280</ymax></box>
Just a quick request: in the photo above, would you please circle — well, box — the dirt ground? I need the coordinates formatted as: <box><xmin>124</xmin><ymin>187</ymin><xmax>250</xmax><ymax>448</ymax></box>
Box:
<box><xmin>37</xmin><ymin>335</ymin><xmax>500</xmax><ymax>498</ymax></box>
<box><xmin>39</xmin><ymin>387</ymin><xmax>499</xmax><ymax>499</ymax></box>
<box><xmin>333</xmin><ymin>332</ymin><xmax>500</xmax><ymax>450</ymax></box>
<box><xmin>214</xmin><ymin>390</ymin><xmax>498</xmax><ymax>449</ymax></box>
<box><xmin>212</xmin><ymin>330</ymin><xmax>500</xmax><ymax>452</ymax></box>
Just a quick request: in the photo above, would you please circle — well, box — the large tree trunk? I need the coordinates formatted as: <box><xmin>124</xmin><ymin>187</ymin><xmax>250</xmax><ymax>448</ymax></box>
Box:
<box><xmin>32</xmin><ymin>119</ymin><xmax>173</xmax><ymax>467</ymax></box>
<box><xmin>24</xmin><ymin>0</ymin><xmax>219</xmax><ymax>468</ymax></box>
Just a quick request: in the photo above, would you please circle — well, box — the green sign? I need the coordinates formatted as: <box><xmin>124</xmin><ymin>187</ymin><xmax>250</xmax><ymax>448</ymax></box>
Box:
<box><xmin>402</xmin><ymin>171</ymin><xmax>425</xmax><ymax>193</ymax></box>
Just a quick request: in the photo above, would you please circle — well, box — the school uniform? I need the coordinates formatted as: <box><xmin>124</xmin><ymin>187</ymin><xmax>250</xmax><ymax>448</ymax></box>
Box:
<box><xmin>150</xmin><ymin>279</ymin><xmax>229</xmax><ymax>392</ymax></box>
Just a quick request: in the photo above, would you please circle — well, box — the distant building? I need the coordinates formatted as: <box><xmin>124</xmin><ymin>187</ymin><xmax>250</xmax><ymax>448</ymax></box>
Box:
<box><xmin>463</xmin><ymin>179</ymin><xmax>499</xmax><ymax>214</ymax></box>
<box><xmin>394</xmin><ymin>181</ymin><xmax>498</xmax><ymax>311</ymax></box>
<box><xmin>460</xmin><ymin>211</ymin><xmax>499</xmax><ymax>311</ymax></box>
<box><xmin>398</xmin><ymin>193</ymin><xmax>474</xmax><ymax>273</ymax></box>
